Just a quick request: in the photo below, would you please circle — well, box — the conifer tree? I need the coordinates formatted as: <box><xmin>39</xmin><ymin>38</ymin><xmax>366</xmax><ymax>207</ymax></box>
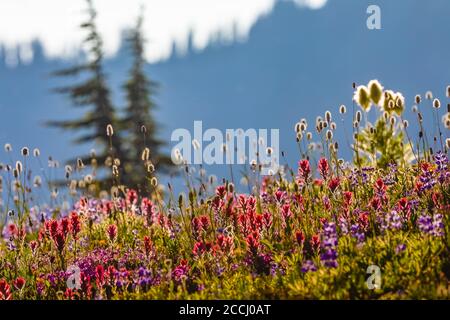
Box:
<box><xmin>121</xmin><ymin>12</ymin><xmax>173</xmax><ymax>191</ymax></box>
<box><xmin>47</xmin><ymin>0</ymin><xmax>125</xmax><ymax>185</ymax></box>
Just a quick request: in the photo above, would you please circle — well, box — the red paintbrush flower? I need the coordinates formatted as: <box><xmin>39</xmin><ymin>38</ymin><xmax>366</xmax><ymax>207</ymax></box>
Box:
<box><xmin>343</xmin><ymin>191</ymin><xmax>352</xmax><ymax>206</ymax></box>
<box><xmin>193</xmin><ymin>241</ymin><xmax>213</xmax><ymax>256</ymax></box>
<box><xmin>0</xmin><ymin>279</ymin><xmax>12</xmax><ymax>300</ymax></box>
<box><xmin>192</xmin><ymin>217</ymin><xmax>202</xmax><ymax>239</ymax></box>
<box><xmin>141</xmin><ymin>198</ymin><xmax>154</xmax><ymax>226</ymax></box>
<box><xmin>199</xmin><ymin>215</ymin><xmax>210</xmax><ymax>231</ymax></box>
<box><xmin>48</xmin><ymin>219</ymin><xmax>59</xmax><ymax>239</ymax></box>
<box><xmin>96</xmin><ymin>265</ymin><xmax>105</xmax><ymax>287</ymax></box>
<box><xmin>295</xmin><ymin>230</ymin><xmax>305</xmax><ymax>246</ymax></box>
<box><xmin>106</xmin><ymin>224</ymin><xmax>117</xmax><ymax>242</ymax></box>
<box><xmin>54</xmin><ymin>231</ymin><xmax>66</xmax><ymax>253</ymax></box>
<box><xmin>374</xmin><ymin>178</ymin><xmax>386</xmax><ymax>195</ymax></box>
<box><xmin>314</xmin><ymin>178</ymin><xmax>323</xmax><ymax>187</ymax></box>
<box><xmin>216</xmin><ymin>185</ymin><xmax>227</xmax><ymax>199</ymax></box>
<box><xmin>70</xmin><ymin>212</ymin><xmax>81</xmax><ymax>239</ymax></box>
<box><xmin>263</xmin><ymin>212</ymin><xmax>272</xmax><ymax>229</ymax></box>
<box><xmin>7</xmin><ymin>223</ymin><xmax>18</xmax><ymax>239</ymax></box>
<box><xmin>298</xmin><ymin>159</ymin><xmax>311</xmax><ymax>180</ymax></box>
<box><xmin>397</xmin><ymin>197</ymin><xmax>411</xmax><ymax>219</ymax></box>
<box><xmin>64</xmin><ymin>288</ymin><xmax>77</xmax><ymax>300</ymax></box>
<box><xmin>310</xmin><ymin>234</ymin><xmax>321</xmax><ymax>252</ymax></box>
<box><xmin>328</xmin><ymin>177</ymin><xmax>340</xmax><ymax>192</ymax></box>
<box><xmin>143</xmin><ymin>236</ymin><xmax>152</xmax><ymax>257</ymax></box>
<box><xmin>246</xmin><ymin>232</ymin><xmax>260</xmax><ymax>255</ymax></box>
<box><xmin>126</xmin><ymin>189</ymin><xmax>138</xmax><ymax>205</ymax></box>
<box><xmin>13</xmin><ymin>277</ymin><xmax>26</xmax><ymax>291</ymax></box>
<box><xmin>80</xmin><ymin>272</ymin><xmax>92</xmax><ymax>299</ymax></box>
<box><xmin>29</xmin><ymin>240</ymin><xmax>38</xmax><ymax>254</ymax></box>
<box><xmin>274</xmin><ymin>190</ymin><xmax>286</xmax><ymax>203</ymax></box>
<box><xmin>216</xmin><ymin>234</ymin><xmax>233</xmax><ymax>254</ymax></box>
<box><xmin>281</xmin><ymin>203</ymin><xmax>292</xmax><ymax>220</ymax></box>
<box><xmin>60</xmin><ymin>217</ymin><xmax>70</xmax><ymax>236</ymax></box>
<box><xmin>358</xmin><ymin>212</ymin><xmax>370</xmax><ymax>231</ymax></box>
<box><xmin>318</xmin><ymin>158</ymin><xmax>329</xmax><ymax>179</ymax></box>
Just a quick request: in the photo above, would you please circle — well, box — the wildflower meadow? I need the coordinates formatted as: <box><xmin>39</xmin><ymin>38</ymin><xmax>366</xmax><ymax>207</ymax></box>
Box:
<box><xmin>0</xmin><ymin>80</ymin><xmax>449</xmax><ymax>300</ymax></box>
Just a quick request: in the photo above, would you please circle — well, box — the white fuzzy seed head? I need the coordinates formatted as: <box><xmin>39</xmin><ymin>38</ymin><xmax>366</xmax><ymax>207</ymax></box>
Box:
<box><xmin>106</xmin><ymin>124</ymin><xmax>114</xmax><ymax>137</ymax></box>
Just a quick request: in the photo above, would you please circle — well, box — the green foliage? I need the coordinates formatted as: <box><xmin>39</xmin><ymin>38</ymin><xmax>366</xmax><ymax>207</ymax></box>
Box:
<box><xmin>355</xmin><ymin>118</ymin><xmax>414</xmax><ymax>168</ymax></box>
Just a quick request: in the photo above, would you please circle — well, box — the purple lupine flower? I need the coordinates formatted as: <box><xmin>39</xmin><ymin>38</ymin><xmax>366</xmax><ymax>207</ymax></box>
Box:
<box><xmin>260</xmin><ymin>192</ymin><xmax>275</xmax><ymax>205</ymax></box>
<box><xmin>320</xmin><ymin>222</ymin><xmax>338</xmax><ymax>268</ymax></box>
<box><xmin>350</xmin><ymin>224</ymin><xmax>365</xmax><ymax>243</ymax></box>
<box><xmin>338</xmin><ymin>217</ymin><xmax>349</xmax><ymax>235</ymax></box>
<box><xmin>417</xmin><ymin>215</ymin><xmax>433</xmax><ymax>234</ymax></box>
<box><xmin>434</xmin><ymin>151</ymin><xmax>449</xmax><ymax>183</ymax></box>
<box><xmin>389</xmin><ymin>210</ymin><xmax>403</xmax><ymax>229</ymax></box>
<box><xmin>138</xmin><ymin>267</ymin><xmax>146</xmax><ymax>277</ymax></box>
<box><xmin>383</xmin><ymin>163</ymin><xmax>398</xmax><ymax>186</ymax></box>
<box><xmin>36</xmin><ymin>280</ymin><xmax>45</xmax><ymax>296</ymax></box>
<box><xmin>419</xmin><ymin>164</ymin><xmax>436</xmax><ymax>192</ymax></box>
<box><xmin>301</xmin><ymin>260</ymin><xmax>317</xmax><ymax>273</ymax></box>
<box><xmin>432</xmin><ymin>214</ymin><xmax>445</xmax><ymax>237</ymax></box>
<box><xmin>417</xmin><ymin>213</ymin><xmax>444</xmax><ymax>236</ymax></box>
<box><xmin>216</xmin><ymin>264</ymin><xmax>225</xmax><ymax>277</ymax></box>
<box><xmin>172</xmin><ymin>260</ymin><xmax>189</xmax><ymax>282</ymax></box>
<box><xmin>409</xmin><ymin>199</ymin><xmax>420</xmax><ymax>211</ymax></box>
<box><xmin>382</xmin><ymin>210</ymin><xmax>404</xmax><ymax>231</ymax></box>
<box><xmin>348</xmin><ymin>168</ymin><xmax>360</xmax><ymax>187</ymax></box>
<box><xmin>395</xmin><ymin>244</ymin><xmax>406</xmax><ymax>254</ymax></box>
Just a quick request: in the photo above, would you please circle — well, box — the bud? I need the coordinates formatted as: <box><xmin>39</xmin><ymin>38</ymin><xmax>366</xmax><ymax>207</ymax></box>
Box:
<box><xmin>415</xmin><ymin>95</ymin><xmax>421</xmax><ymax>104</ymax></box>
<box><xmin>112</xmin><ymin>165</ymin><xmax>119</xmax><ymax>177</ymax></box>
<box><xmin>21</xmin><ymin>147</ymin><xmax>29</xmax><ymax>157</ymax></box>
<box><xmin>368</xmin><ymin>79</ymin><xmax>383</xmax><ymax>105</ymax></box>
<box><xmin>77</xmin><ymin>158</ymin><xmax>84</xmax><ymax>169</ymax></box>
<box><xmin>330</xmin><ymin>122</ymin><xmax>337</xmax><ymax>130</ymax></box>
<box><xmin>326</xmin><ymin>130</ymin><xmax>333</xmax><ymax>141</ymax></box>
<box><xmin>325</xmin><ymin>111</ymin><xmax>332</xmax><ymax>123</ymax></box>
<box><xmin>353</xmin><ymin>85</ymin><xmax>371</xmax><ymax>111</ymax></box>
<box><xmin>389</xmin><ymin>116</ymin><xmax>396</xmax><ymax>126</ymax></box>
<box><xmin>15</xmin><ymin>161</ymin><xmax>22</xmax><ymax>174</ymax></box>
<box><xmin>106</xmin><ymin>124</ymin><xmax>114</xmax><ymax>137</ymax></box>
<box><xmin>4</xmin><ymin>143</ymin><xmax>12</xmax><ymax>152</ymax></box>
<box><xmin>433</xmin><ymin>98</ymin><xmax>441</xmax><ymax>109</ymax></box>
<box><xmin>141</xmin><ymin>148</ymin><xmax>150</xmax><ymax>161</ymax></box>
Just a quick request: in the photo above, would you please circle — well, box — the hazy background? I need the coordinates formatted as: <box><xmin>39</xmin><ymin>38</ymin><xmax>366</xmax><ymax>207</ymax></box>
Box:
<box><xmin>0</xmin><ymin>0</ymin><xmax>449</xmax><ymax>193</ymax></box>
